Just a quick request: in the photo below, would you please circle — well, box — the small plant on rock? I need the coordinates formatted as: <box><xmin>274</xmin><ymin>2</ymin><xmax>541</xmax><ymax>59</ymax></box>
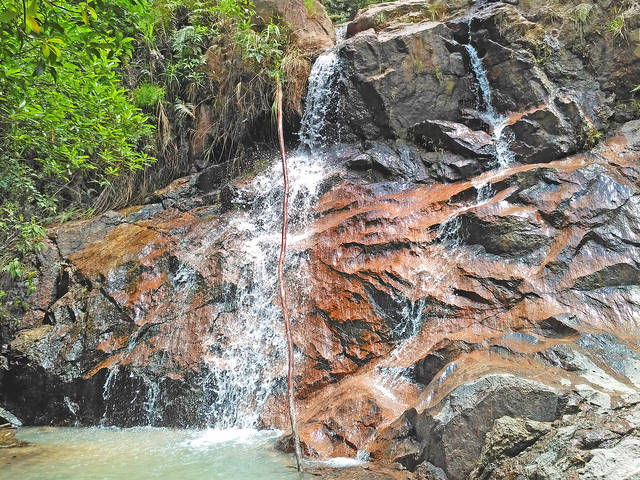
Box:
<box><xmin>571</xmin><ymin>3</ymin><xmax>593</xmax><ymax>41</ymax></box>
<box><xmin>303</xmin><ymin>0</ymin><xmax>318</xmax><ymax>18</ymax></box>
<box><xmin>606</xmin><ymin>11</ymin><xmax>627</xmax><ymax>41</ymax></box>
<box><xmin>579</xmin><ymin>124</ymin><xmax>602</xmax><ymax>149</ymax></box>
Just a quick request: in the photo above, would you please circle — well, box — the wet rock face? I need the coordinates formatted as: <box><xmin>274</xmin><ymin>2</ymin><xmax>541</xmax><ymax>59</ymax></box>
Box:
<box><xmin>287</xmin><ymin>127</ymin><xmax>640</xmax><ymax>475</ymax></box>
<box><xmin>330</xmin><ymin>0</ymin><xmax>640</xmax><ymax>165</ymax></box>
<box><xmin>1</xmin><ymin>1</ymin><xmax>640</xmax><ymax>479</ymax></box>
<box><xmin>336</xmin><ymin>21</ymin><xmax>475</xmax><ymax>140</ymax></box>
<box><xmin>0</xmin><ymin>173</ymin><xmax>238</xmax><ymax>427</ymax></box>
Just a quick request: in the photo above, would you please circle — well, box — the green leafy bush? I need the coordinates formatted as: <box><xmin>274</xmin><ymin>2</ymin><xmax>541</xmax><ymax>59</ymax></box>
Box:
<box><xmin>0</xmin><ymin>0</ymin><xmax>155</xmax><ymax>289</ymax></box>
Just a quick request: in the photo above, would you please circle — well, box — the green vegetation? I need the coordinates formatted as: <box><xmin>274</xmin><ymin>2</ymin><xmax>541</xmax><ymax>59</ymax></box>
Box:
<box><xmin>133</xmin><ymin>83</ymin><xmax>167</xmax><ymax>107</ymax></box>
<box><xmin>0</xmin><ymin>0</ymin><xmax>303</xmax><ymax>300</ymax></box>
<box><xmin>425</xmin><ymin>3</ymin><xmax>446</xmax><ymax>21</ymax></box>
<box><xmin>320</xmin><ymin>0</ymin><xmax>395</xmax><ymax>23</ymax></box>
<box><xmin>0</xmin><ymin>0</ymin><xmax>155</xmax><ymax>294</ymax></box>
<box><xmin>579</xmin><ymin>123</ymin><xmax>603</xmax><ymax>149</ymax></box>
<box><xmin>303</xmin><ymin>0</ymin><xmax>318</xmax><ymax>18</ymax></box>
<box><xmin>607</xmin><ymin>10</ymin><xmax>626</xmax><ymax>40</ymax></box>
<box><xmin>135</xmin><ymin>0</ymin><xmax>305</xmax><ymax>172</ymax></box>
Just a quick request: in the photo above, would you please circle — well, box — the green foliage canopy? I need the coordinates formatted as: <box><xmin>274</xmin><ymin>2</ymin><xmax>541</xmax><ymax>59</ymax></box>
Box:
<box><xmin>0</xmin><ymin>0</ymin><xmax>155</xmax><ymax>287</ymax></box>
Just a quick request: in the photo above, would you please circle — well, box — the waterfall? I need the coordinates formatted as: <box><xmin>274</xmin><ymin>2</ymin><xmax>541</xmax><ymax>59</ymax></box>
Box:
<box><xmin>200</xmin><ymin>37</ymin><xmax>344</xmax><ymax>429</ymax></box>
<box><xmin>200</xmin><ymin>157</ymin><xmax>325</xmax><ymax>429</ymax></box>
<box><xmin>464</xmin><ymin>29</ymin><xmax>515</xmax><ymax>172</ymax></box>
<box><xmin>299</xmin><ymin>26</ymin><xmax>346</xmax><ymax>151</ymax></box>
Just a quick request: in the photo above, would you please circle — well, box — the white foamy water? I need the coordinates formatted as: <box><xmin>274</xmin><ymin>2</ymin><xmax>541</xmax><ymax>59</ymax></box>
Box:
<box><xmin>306</xmin><ymin>449</ymin><xmax>370</xmax><ymax>469</ymax></box>
<box><xmin>299</xmin><ymin>27</ymin><xmax>346</xmax><ymax>151</ymax></box>
<box><xmin>464</xmin><ymin>42</ymin><xmax>515</xmax><ymax>171</ymax></box>
<box><xmin>186</xmin><ymin>428</ymin><xmax>281</xmax><ymax>448</ymax></box>
<box><xmin>200</xmin><ymin>154</ymin><xmax>327</xmax><ymax>429</ymax></box>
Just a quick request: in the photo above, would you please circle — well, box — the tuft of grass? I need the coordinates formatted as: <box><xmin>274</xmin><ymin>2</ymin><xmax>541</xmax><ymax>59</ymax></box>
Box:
<box><xmin>571</xmin><ymin>3</ymin><xmax>593</xmax><ymax>25</ymax></box>
<box><xmin>132</xmin><ymin>83</ymin><xmax>166</xmax><ymax>108</ymax></box>
<box><xmin>580</xmin><ymin>124</ymin><xmax>602</xmax><ymax>149</ymax></box>
<box><xmin>606</xmin><ymin>11</ymin><xmax>627</xmax><ymax>40</ymax></box>
<box><xmin>571</xmin><ymin>3</ymin><xmax>593</xmax><ymax>42</ymax></box>
<box><xmin>424</xmin><ymin>3</ymin><xmax>446</xmax><ymax>21</ymax></box>
<box><xmin>434</xmin><ymin>65</ymin><xmax>444</xmax><ymax>85</ymax></box>
<box><xmin>303</xmin><ymin>0</ymin><xmax>318</xmax><ymax>18</ymax></box>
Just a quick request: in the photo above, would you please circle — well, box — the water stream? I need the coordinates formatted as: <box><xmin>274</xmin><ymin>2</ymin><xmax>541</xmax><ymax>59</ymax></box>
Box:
<box><xmin>299</xmin><ymin>25</ymin><xmax>346</xmax><ymax>151</ymax></box>
<box><xmin>463</xmin><ymin>19</ymin><xmax>516</xmax><ymax>203</ymax></box>
<box><xmin>199</xmin><ymin>152</ymin><xmax>326</xmax><ymax>429</ymax></box>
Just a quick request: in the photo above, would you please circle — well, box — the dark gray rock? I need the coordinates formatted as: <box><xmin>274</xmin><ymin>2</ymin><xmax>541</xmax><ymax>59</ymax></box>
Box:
<box><xmin>505</xmin><ymin>105</ymin><xmax>578</xmax><ymax>164</ymax></box>
<box><xmin>336</xmin><ymin>21</ymin><xmax>474</xmax><ymax>140</ymax></box>
<box><xmin>414</xmin><ymin>374</ymin><xmax>565</xmax><ymax>480</ymax></box>
<box><xmin>346</xmin><ymin>141</ymin><xmax>431</xmax><ymax>183</ymax></box>
<box><xmin>472</xmin><ymin>403</ymin><xmax>640</xmax><ymax>479</ymax></box>
<box><xmin>460</xmin><ymin>212</ymin><xmax>555</xmax><ymax>258</ymax></box>
<box><xmin>470</xmin><ymin>416</ymin><xmax>551</xmax><ymax>479</ymax></box>
<box><xmin>410</xmin><ymin>120</ymin><xmax>495</xmax><ymax>158</ymax></box>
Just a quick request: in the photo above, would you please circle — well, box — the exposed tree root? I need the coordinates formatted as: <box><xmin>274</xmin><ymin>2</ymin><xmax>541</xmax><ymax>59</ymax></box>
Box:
<box><xmin>276</xmin><ymin>79</ymin><xmax>304</xmax><ymax>472</ymax></box>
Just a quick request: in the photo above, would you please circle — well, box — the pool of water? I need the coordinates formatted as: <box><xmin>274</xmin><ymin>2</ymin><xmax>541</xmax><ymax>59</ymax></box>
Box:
<box><xmin>0</xmin><ymin>427</ymin><xmax>303</xmax><ymax>480</ymax></box>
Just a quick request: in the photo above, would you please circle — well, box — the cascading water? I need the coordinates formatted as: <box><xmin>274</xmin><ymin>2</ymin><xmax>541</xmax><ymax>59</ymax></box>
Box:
<box><xmin>464</xmin><ymin>43</ymin><xmax>514</xmax><ymax>171</ymax></box>
<box><xmin>199</xmin><ymin>35</ymin><xmax>345</xmax><ymax>430</ymax></box>
<box><xmin>463</xmin><ymin>18</ymin><xmax>516</xmax><ymax>206</ymax></box>
<box><xmin>199</xmin><ymin>156</ymin><xmax>325</xmax><ymax>429</ymax></box>
<box><xmin>96</xmin><ymin>31</ymin><xmax>346</xmax><ymax>431</ymax></box>
<box><xmin>299</xmin><ymin>26</ymin><xmax>346</xmax><ymax>151</ymax></box>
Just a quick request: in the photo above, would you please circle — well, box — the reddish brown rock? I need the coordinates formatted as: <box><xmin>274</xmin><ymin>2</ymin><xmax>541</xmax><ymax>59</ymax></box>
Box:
<box><xmin>253</xmin><ymin>0</ymin><xmax>335</xmax><ymax>53</ymax></box>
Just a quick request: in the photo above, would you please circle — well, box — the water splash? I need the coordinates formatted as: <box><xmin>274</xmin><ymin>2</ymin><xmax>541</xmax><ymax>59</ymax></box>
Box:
<box><xmin>186</xmin><ymin>428</ymin><xmax>281</xmax><ymax>448</ymax></box>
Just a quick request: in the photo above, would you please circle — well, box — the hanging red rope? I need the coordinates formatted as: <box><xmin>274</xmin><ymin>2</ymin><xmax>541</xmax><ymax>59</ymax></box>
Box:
<box><xmin>276</xmin><ymin>78</ymin><xmax>304</xmax><ymax>472</ymax></box>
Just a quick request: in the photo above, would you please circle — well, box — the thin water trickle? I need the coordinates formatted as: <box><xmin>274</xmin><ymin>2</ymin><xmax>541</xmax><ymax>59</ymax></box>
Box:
<box><xmin>417</xmin><ymin>362</ymin><xmax>459</xmax><ymax>411</ymax></box>
<box><xmin>464</xmin><ymin>43</ymin><xmax>515</xmax><ymax>171</ymax></box>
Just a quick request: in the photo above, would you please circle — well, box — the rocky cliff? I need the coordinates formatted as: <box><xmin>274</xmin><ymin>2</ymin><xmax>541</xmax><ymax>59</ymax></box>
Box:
<box><xmin>2</xmin><ymin>1</ymin><xmax>640</xmax><ymax>479</ymax></box>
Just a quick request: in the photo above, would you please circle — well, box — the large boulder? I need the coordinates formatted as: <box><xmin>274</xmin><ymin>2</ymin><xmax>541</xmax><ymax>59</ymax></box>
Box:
<box><xmin>336</xmin><ymin>21</ymin><xmax>474</xmax><ymax>140</ymax></box>
<box><xmin>346</xmin><ymin>0</ymin><xmax>473</xmax><ymax>37</ymax></box>
<box><xmin>253</xmin><ymin>0</ymin><xmax>335</xmax><ymax>53</ymax></box>
<box><xmin>470</xmin><ymin>403</ymin><xmax>640</xmax><ymax>479</ymax></box>
<box><xmin>415</xmin><ymin>374</ymin><xmax>565</xmax><ymax>480</ymax></box>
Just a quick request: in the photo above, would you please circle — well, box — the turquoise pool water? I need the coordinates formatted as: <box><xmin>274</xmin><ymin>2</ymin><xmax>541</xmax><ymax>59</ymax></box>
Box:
<box><xmin>1</xmin><ymin>427</ymin><xmax>302</xmax><ymax>480</ymax></box>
